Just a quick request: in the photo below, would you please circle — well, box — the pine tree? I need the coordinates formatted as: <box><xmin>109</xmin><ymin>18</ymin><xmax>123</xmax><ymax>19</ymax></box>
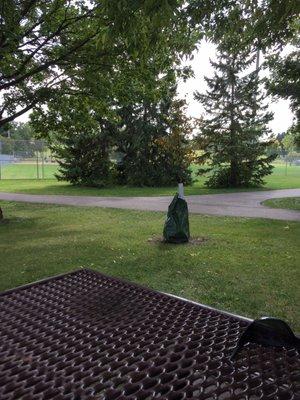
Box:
<box><xmin>195</xmin><ymin>44</ymin><xmax>276</xmax><ymax>188</ymax></box>
<box><xmin>52</xmin><ymin>128</ymin><xmax>113</xmax><ymax>187</ymax></box>
<box><xmin>34</xmin><ymin>96</ymin><xmax>116</xmax><ymax>187</ymax></box>
<box><xmin>115</xmin><ymin>89</ymin><xmax>193</xmax><ymax>187</ymax></box>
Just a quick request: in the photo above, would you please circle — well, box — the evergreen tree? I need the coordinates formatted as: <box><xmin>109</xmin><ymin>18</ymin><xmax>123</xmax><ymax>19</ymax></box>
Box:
<box><xmin>115</xmin><ymin>89</ymin><xmax>193</xmax><ymax>187</ymax></box>
<box><xmin>52</xmin><ymin>127</ymin><xmax>113</xmax><ymax>187</ymax></box>
<box><xmin>32</xmin><ymin>94</ymin><xmax>116</xmax><ymax>187</ymax></box>
<box><xmin>195</xmin><ymin>44</ymin><xmax>276</xmax><ymax>188</ymax></box>
<box><xmin>31</xmin><ymin>33</ymin><xmax>194</xmax><ymax>188</ymax></box>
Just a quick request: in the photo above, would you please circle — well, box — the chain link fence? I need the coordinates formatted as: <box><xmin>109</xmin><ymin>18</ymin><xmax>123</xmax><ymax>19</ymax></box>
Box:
<box><xmin>0</xmin><ymin>138</ymin><xmax>299</xmax><ymax>180</ymax></box>
<box><xmin>0</xmin><ymin>139</ymin><xmax>58</xmax><ymax>179</ymax></box>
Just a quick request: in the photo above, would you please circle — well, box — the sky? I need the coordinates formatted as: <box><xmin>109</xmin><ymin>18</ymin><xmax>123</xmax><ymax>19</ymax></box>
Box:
<box><xmin>177</xmin><ymin>40</ymin><xmax>294</xmax><ymax>134</ymax></box>
<box><xmin>17</xmin><ymin>40</ymin><xmax>294</xmax><ymax>134</ymax></box>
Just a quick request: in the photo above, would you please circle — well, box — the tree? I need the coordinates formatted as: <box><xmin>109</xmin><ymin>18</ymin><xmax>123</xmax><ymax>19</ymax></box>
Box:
<box><xmin>29</xmin><ymin>1</ymin><xmax>196</xmax><ymax>188</ymax></box>
<box><xmin>0</xmin><ymin>121</ymin><xmax>39</xmax><ymax>157</ymax></box>
<box><xmin>267</xmin><ymin>50</ymin><xmax>300</xmax><ymax>147</ymax></box>
<box><xmin>31</xmin><ymin>59</ymin><xmax>193</xmax><ymax>187</ymax></box>
<box><xmin>52</xmin><ymin>128</ymin><xmax>113</xmax><ymax>187</ymax></box>
<box><xmin>283</xmin><ymin>130</ymin><xmax>298</xmax><ymax>153</ymax></box>
<box><xmin>31</xmin><ymin>90</ymin><xmax>116</xmax><ymax>186</ymax></box>
<box><xmin>0</xmin><ymin>0</ymin><xmax>189</xmax><ymax>127</ymax></box>
<box><xmin>0</xmin><ymin>0</ymin><xmax>104</xmax><ymax>127</ymax></box>
<box><xmin>7</xmin><ymin>122</ymin><xmax>34</xmax><ymax>140</ymax></box>
<box><xmin>115</xmin><ymin>90</ymin><xmax>193</xmax><ymax>187</ymax></box>
<box><xmin>156</xmin><ymin>97</ymin><xmax>194</xmax><ymax>185</ymax></box>
<box><xmin>187</xmin><ymin>0</ymin><xmax>299</xmax><ymax>51</ymax></box>
<box><xmin>194</xmin><ymin>42</ymin><xmax>276</xmax><ymax>188</ymax></box>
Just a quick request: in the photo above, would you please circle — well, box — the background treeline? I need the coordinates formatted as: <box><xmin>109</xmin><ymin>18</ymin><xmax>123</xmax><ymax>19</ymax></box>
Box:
<box><xmin>0</xmin><ymin>122</ymin><xmax>39</xmax><ymax>158</ymax></box>
<box><xmin>0</xmin><ymin>0</ymin><xmax>299</xmax><ymax>187</ymax></box>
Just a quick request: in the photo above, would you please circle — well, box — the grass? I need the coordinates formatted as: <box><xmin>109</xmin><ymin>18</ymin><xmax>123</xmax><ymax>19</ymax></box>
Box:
<box><xmin>0</xmin><ymin>163</ymin><xmax>299</xmax><ymax>197</ymax></box>
<box><xmin>262</xmin><ymin>197</ymin><xmax>300</xmax><ymax>211</ymax></box>
<box><xmin>0</xmin><ymin>163</ymin><xmax>58</xmax><ymax>179</ymax></box>
<box><xmin>1</xmin><ymin>201</ymin><xmax>299</xmax><ymax>330</ymax></box>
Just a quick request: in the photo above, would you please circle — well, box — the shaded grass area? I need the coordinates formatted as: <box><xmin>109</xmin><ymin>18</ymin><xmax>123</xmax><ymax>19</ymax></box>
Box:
<box><xmin>0</xmin><ymin>179</ymin><xmax>261</xmax><ymax>197</ymax></box>
<box><xmin>0</xmin><ymin>164</ymin><xmax>299</xmax><ymax>197</ymax></box>
<box><xmin>262</xmin><ymin>197</ymin><xmax>300</xmax><ymax>211</ymax></box>
<box><xmin>1</xmin><ymin>201</ymin><xmax>299</xmax><ymax>330</ymax></box>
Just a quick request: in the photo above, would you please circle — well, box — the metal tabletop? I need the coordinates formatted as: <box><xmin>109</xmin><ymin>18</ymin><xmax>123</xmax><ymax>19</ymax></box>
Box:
<box><xmin>0</xmin><ymin>269</ymin><xmax>299</xmax><ymax>400</ymax></box>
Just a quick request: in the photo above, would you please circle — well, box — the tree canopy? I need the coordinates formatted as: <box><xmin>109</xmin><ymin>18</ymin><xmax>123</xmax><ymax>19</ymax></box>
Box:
<box><xmin>1</xmin><ymin>0</ymin><xmax>299</xmax><ymax>126</ymax></box>
<box><xmin>0</xmin><ymin>0</ymin><xmax>193</xmax><ymax>127</ymax></box>
<box><xmin>267</xmin><ymin>49</ymin><xmax>300</xmax><ymax>147</ymax></box>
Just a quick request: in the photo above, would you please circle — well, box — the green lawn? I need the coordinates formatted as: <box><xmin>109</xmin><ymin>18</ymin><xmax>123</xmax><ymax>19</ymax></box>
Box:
<box><xmin>0</xmin><ymin>163</ymin><xmax>58</xmax><ymax>179</ymax></box>
<box><xmin>1</xmin><ymin>201</ymin><xmax>299</xmax><ymax>330</ymax></box>
<box><xmin>0</xmin><ymin>163</ymin><xmax>299</xmax><ymax>196</ymax></box>
<box><xmin>262</xmin><ymin>197</ymin><xmax>300</xmax><ymax>211</ymax></box>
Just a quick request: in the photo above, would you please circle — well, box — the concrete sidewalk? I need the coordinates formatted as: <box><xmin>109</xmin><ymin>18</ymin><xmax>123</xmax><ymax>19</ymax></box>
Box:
<box><xmin>0</xmin><ymin>189</ymin><xmax>299</xmax><ymax>221</ymax></box>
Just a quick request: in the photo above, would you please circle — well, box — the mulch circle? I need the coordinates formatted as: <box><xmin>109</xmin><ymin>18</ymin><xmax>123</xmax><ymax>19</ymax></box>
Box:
<box><xmin>147</xmin><ymin>236</ymin><xmax>209</xmax><ymax>245</ymax></box>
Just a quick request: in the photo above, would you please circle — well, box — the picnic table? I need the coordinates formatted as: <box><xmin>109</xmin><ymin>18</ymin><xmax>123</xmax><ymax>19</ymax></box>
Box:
<box><xmin>0</xmin><ymin>269</ymin><xmax>299</xmax><ymax>399</ymax></box>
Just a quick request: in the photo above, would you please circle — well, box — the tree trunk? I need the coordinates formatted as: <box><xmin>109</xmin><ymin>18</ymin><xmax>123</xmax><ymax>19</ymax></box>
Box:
<box><xmin>0</xmin><ymin>207</ymin><xmax>3</xmax><ymax>220</ymax></box>
<box><xmin>230</xmin><ymin>159</ymin><xmax>239</xmax><ymax>187</ymax></box>
<box><xmin>229</xmin><ymin>60</ymin><xmax>238</xmax><ymax>187</ymax></box>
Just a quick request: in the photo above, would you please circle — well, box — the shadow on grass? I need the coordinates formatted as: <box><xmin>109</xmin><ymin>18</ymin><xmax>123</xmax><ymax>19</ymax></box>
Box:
<box><xmin>0</xmin><ymin>216</ymin><xmax>42</xmax><ymax>228</ymax></box>
<box><xmin>0</xmin><ymin>179</ymin><xmax>273</xmax><ymax>197</ymax></box>
<box><xmin>147</xmin><ymin>236</ymin><xmax>209</xmax><ymax>249</ymax></box>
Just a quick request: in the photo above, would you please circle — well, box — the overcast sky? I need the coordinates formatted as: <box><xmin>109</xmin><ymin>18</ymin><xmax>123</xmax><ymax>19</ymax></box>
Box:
<box><xmin>177</xmin><ymin>40</ymin><xmax>294</xmax><ymax>134</ymax></box>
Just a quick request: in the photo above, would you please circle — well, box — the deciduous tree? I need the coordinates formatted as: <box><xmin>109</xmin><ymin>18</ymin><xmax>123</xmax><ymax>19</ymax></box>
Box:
<box><xmin>267</xmin><ymin>50</ymin><xmax>300</xmax><ymax>147</ymax></box>
<box><xmin>0</xmin><ymin>0</ymin><xmax>189</xmax><ymax>127</ymax></box>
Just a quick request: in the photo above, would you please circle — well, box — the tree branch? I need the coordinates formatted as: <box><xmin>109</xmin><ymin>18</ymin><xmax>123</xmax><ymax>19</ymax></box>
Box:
<box><xmin>2</xmin><ymin>7</ymin><xmax>97</xmax><ymax>81</ymax></box>
<box><xmin>0</xmin><ymin>101</ymin><xmax>38</xmax><ymax>127</ymax></box>
<box><xmin>0</xmin><ymin>31</ymin><xmax>101</xmax><ymax>90</ymax></box>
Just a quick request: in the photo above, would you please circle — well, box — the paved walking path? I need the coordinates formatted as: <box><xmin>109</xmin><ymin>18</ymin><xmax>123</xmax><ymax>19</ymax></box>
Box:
<box><xmin>0</xmin><ymin>189</ymin><xmax>299</xmax><ymax>221</ymax></box>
